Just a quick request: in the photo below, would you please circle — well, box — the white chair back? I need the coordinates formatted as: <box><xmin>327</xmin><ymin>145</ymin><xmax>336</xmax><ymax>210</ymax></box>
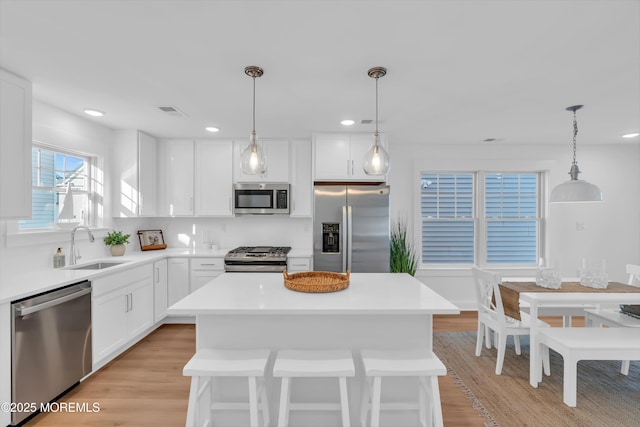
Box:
<box><xmin>472</xmin><ymin>267</ymin><xmax>507</xmax><ymax>327</ymax></box>
<box><xmin>626</xmin><ymin>263</ymin><xmax>640</xmax><ymax>287</ymax></box>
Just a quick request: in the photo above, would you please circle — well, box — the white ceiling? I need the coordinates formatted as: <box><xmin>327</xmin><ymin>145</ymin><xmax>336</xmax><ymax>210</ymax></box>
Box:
<box><xmin>1</xmin><ymin>0</ymin><xmax>638</xmax><ymax>146</ymax></box>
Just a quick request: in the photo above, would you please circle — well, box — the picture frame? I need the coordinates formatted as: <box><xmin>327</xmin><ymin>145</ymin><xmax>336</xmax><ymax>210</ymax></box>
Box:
<box><xmin>137</xmin><ymin>229</ymin><xmax>167</xmax><ymax>251</ymax></box>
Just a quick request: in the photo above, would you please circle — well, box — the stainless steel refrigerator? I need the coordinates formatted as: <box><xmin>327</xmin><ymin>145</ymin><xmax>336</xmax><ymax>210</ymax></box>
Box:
<box><xmin>313</xmin><ymin>184</ymin><xmax>390</xmax><ymax>273</ymax></box>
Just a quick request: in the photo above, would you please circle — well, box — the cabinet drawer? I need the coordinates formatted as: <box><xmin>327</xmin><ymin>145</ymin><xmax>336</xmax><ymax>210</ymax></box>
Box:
<box><xmin>287</xmin><ymin>257</ymin><xmax>311</xmax><ymax>272</ymax></box>
<box><xmin>190</xmin><ymin>258</ymin><xmax>224</xmax><ymax>271</ymax></box>
<box><xmin>92</xmin><ymin>264</ymin><xmax>153</xmax><ymax>297</ymax></box>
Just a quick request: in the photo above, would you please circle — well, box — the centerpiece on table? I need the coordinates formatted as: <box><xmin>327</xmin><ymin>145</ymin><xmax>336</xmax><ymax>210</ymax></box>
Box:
<box><xmin>103</xmin><ymin>230</ymin><xmax>131</xmax><ymax>256</ymax></box>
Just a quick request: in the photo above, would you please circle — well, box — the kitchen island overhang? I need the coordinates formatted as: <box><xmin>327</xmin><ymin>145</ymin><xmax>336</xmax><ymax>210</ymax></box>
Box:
<box><xmin>167</xmin><ymin>272</ymin><xmax>460</xmax><ymax>427</ymax></box>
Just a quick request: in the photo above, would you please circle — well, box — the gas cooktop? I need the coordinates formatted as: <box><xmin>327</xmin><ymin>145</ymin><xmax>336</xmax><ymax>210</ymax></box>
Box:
<box><xmin>224</xmin><ymin>246</ymin><xmax>292</xmax><ymax>272</ymax></box>
<box><xmin>225</xmin><ymin>246</ymin><xmax>291</xmax><ymax>258</ymax></box>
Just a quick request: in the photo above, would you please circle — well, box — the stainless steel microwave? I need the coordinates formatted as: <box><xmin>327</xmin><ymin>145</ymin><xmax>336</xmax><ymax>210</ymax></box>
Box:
<box><xmin>233</xmin><ymin>183</ymin><xmax>290</xmax><ymax>215</ymax></box>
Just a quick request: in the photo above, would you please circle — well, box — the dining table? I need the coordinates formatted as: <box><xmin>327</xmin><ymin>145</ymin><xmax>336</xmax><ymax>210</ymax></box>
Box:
<box><xmin>499</xmin><ymin>279</ymin><xmax>640</xmax><ymax>388</ymax></box>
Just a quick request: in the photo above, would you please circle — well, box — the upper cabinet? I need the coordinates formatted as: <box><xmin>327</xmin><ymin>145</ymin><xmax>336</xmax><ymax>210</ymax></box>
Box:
<box><xmin>158</xmin><ymin>140</ymin><xmax>194</xmax><ymax>216</ymax></box>
<box><xmin>194</xmin><ymin>140</ymin><xmax>233</xmax><ymax>216</ymax></box>
<box><xmin>290</xmin><ymin>140</ymin><xmax>312</xmax><ymax>217</ymax></box>
<box><xmin>112</xmin><ymin>130</ymin><xmax>158</xmax><ymax>217</ymax></box>
<box><xmin>233</xmin><ymin>140</ymin><xmax>290</xmax><ymax>183</ymax></box>
<box><xmin>157</xmin><ymin>139</ymin><xmax>233</xmax><ymax>217</ymax></box>
<box><xmin>0</xmin><ymin>69</ymin><xmax>32</xmax><ymax>219</ymax></box>
<box><xmin>313</xmin><ymin>133</ymin><xmax>387</xmax><ymax>182</ymax></box>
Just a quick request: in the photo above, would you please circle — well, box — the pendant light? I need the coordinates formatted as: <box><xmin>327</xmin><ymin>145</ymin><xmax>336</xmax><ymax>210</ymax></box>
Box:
<box><xmin>363</xmin><ymin>66</ymin><xmax>390</xmax><ymax>175</ymax></box>
<box><xmin>240</xmin><ymin>66</ymin><xmax>266</xmax><ymax>175</ymax></box>
<box><xmin>550</xmin><ymin>105</ymin><xmax>603</xmax><ymax>203</ymax></box>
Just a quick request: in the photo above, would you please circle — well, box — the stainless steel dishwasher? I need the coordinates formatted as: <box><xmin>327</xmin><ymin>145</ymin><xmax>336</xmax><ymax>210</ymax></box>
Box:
<box><xmin>11</xmin><ymin>281</ymin><xmax>92</xmax><ymax>426</ymax></box>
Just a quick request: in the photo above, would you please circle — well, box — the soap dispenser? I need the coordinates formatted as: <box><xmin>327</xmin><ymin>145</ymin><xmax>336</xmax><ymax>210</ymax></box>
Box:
<box><xmin>53</xmin><ymin>247</ymin><xmax>65</xmax><ymax>268</ymax></box>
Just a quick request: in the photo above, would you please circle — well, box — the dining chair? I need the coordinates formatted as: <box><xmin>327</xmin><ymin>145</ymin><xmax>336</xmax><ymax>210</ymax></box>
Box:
<box><xmin>583</xmin><ymin>263</ymin><xmax>640</xmax><ymax>374</ymax></box>
<box><xmin>472</xmin><ymin>267</ymin><xmax>550</xmax><ymax>375</ymax></box>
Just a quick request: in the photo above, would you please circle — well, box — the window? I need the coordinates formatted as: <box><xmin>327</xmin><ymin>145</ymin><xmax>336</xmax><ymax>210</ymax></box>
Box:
<box><xmin>421</xmin><ymin>174</ymin><xmax>474</xmax><ymax>264</ymax></box>
<box><xmin>19</xmin><ymin>145</ymin><xmax>92</xmax><ymax>229</ymax></box>
<box><xmin>421</xmin><ymin>171</ymin><xmax>541</xmax><ymax>266</ymax></box>
<box><xmin>484</xmin><ymin>173</ymin><xmax>538</xmax><ymax>264</ymax></box>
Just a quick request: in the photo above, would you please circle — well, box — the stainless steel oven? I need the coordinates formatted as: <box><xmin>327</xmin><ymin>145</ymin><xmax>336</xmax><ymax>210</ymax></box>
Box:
<box><xmin>233</xmin><ymin>183</ymin><xmax>290</xmax><ymax>215</ymax></box>
<box><xmin>224</xmin><ymin>246</ymin><xmax>291</xmax><ymax>272</ymax></box>
<box><xmin>11</xmin><ymin>281</ymin><xmax>92</xmax><ymax>426</ymax></box>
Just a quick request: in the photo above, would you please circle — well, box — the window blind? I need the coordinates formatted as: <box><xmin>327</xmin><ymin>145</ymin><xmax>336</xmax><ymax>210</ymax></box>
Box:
<box><xmin>421</xmin><ymin>173</ymin><xmax>474</xmax><ymax>264</ymax></box>
<box><xmin>485</xmin><ymin>173</ymin><xmax>538</xmax><ymax>264</ymax></box>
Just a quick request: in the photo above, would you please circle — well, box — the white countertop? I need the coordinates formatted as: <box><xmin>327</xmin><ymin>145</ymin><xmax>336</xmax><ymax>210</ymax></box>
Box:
<box><xmin>167</xmin><ymin>272</ymin><xmax>460</xmax><ymax>315</ymax></box>
<box><xmin>0</xmin><ymin>248</ymin><xmax>312</xmax><ymax>304</ymax></box>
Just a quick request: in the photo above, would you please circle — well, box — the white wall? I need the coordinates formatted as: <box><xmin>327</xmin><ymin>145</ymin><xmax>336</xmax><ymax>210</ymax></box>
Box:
<box><xmin>389</xmin><ymin>142</ymin><xmax>640</xmax><ymax>309</ymax></box>
<box><xmin>0</xmin><ymin>100</ymin><xmax>115</xmax><ymax>277</ymax></box>
<box><xmin>112</xmin><ymin>216</ymin><xmax>312</xmax><ymax>253</ymax></box>
<box><xmin>2</xmin><ymin>99</ymin><xmax>638</xmax><ymax>310</ymax></box>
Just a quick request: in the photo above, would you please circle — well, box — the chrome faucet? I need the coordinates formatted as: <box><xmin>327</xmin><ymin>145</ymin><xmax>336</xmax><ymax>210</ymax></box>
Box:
<box><xmin>70</xmin><ymin>226</ymin><xmax>95</xmax><ymax>265</ymax></box>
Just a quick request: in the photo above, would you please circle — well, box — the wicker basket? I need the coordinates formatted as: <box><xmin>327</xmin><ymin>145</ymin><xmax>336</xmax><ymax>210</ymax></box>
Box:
<box><xmin>283</xmin><ymin>269</ymin><xmax>350</xmax><ymax>293</ymax></box>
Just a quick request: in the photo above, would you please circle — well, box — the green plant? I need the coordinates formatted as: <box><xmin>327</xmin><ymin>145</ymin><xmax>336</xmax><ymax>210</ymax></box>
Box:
<box><xmin>103</xmin><ymin>230</ymin><xmax>131</xmax><ymax>246</ymax></box>
<box><xmin>390</xmin><ymin>219</ymin><xmax>418</xmax><ymax>276</ymax></box>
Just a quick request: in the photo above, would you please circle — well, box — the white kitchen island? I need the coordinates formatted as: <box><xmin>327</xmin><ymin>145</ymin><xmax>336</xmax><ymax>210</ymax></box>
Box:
<box><xmin>168</xmin><ymin>272</ymin><xmax>459</xmax><ymax>427</ymax></box>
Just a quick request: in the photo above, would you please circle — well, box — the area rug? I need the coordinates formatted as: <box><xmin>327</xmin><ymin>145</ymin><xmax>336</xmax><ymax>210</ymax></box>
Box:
<box><xmin>433</xmin><ymin>331</ymin><xmax>640</xmax><ymax>427</ymax></box>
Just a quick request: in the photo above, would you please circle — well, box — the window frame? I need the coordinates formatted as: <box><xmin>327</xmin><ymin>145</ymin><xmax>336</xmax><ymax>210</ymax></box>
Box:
<box><xmin>19</xmin><ymin>142</ymin><xmax>96</xmax><ymax>230</ymax></box>
<box><xmin>476</xmin><ymin>171</ymin><xmax>541</xmax><ymax>267</ymax></box>
<box><xmin>415</xmin><ymin>160</ymin><xmax>550</xmax><ymax>271</ymax></box>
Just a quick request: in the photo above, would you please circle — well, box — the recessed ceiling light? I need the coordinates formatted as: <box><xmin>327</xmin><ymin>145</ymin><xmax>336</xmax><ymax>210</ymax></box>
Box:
<box><xmin>622</xmin><ymin>132</ymin><xmax>639</xmax><ymax>138</ymax></box>
<box><xmin>341</xmin><ymin>119</ymin><xmax>355</xmax><ymax>126</ymax></box>
<box><xmin>205</xmin><ymin>126</ymin><xmax>220</xmax><ymax>133</ymax></box>
<box><xmin>84</xmin><ymin>109</ymin><xmax>104</xmax><ymax>117</ymax></box>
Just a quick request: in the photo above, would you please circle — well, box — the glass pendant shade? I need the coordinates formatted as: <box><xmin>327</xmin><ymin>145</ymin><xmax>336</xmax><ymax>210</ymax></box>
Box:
<box><xmin>240</xmin><ymin>131</ymin><xmax>266</xmax><ymax>175</ymax></box>
<box><xmin>241</xmin><ymin>65</ymin><xmax>266</xmax><ymax>175</ymax></box>
<box><xmin>363</xmin><ymin>133</ymin><xmax>390</xmax><ymax>175</ymax></box>
<box><xmin>364</xmin><ymin>66</ymin><xmax>390</xmax><ymax>176</ymax></box>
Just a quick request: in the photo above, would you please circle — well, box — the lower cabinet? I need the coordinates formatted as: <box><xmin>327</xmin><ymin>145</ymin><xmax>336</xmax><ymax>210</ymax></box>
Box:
<box><xmin>287</xmin><ymin>256</ymin><xmax>312</xmax><ymax>272</ymax></box>
<box><xmin>168</xmin><ymin>258</ymin><xmax>189</xmax><ymax>307</ymax></box>
<box><xmin>190</xmin><ymin>257</ymin><xmax>224</xmax><ymax>293</ymax></box>
<box><xmin>92</xmin><ymin>264</ymin><xmax>154</xmax><ymax>368</ymax></box>
<box><xmin>153</xmin><ymin>258</ymin><xmax>168</xmax><ymax>323</ymax></box>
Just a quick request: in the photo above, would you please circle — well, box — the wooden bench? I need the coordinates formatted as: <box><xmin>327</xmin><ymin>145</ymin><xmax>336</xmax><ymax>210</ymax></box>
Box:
<box><xmin>536</xmin><ymin>327</ymin><xmax>640</xmax><ymax>407</ymax></box>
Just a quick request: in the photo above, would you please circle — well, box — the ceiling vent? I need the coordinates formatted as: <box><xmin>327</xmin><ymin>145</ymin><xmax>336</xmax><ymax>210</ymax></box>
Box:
<box><xmin>156</xmin><ymin>105</ymin><xmax>187</xmax><ymax>117</ymax></box>
<box><xmin>361</xmin><ymin>119</ymin><xmax>373</xmax><ymax>124</ymax></box>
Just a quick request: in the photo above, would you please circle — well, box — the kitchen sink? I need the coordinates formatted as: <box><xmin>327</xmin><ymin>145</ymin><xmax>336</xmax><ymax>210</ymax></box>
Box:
<box><xmin>67</xmin><ymin>261</ymin><xmax>127</xmax><ymax>270</ymax></box>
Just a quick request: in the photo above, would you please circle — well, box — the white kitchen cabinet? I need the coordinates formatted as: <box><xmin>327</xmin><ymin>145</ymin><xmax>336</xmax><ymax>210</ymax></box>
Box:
<box><xmin>190</xmin><ymin>257</ymin><xmax>224</xmax><ymax>293</ymax></box>
<box><xmin>138</xmin><ymin>132</ymin><xmax>158</xmax><ymax>216</ymax></box>
<box><xmin>168</xmin><ymin>257</ymin><xmax>189</xmax><ymax>306</ymax></box>
<box><xmin>153</xmin><ymin>258</ymin><xmax>168</xmax><ymax>323</ymax></box>
<box><xmin>92</xmin><ymin>264</ymin><xmax>154</xmax><ymax>368</ymax></box>
<box><xmin>287</xmin><ymin>256</ymin><xmax>312</xmax><ymax>273</ymax></box>
<box><xmin>159</xmin><ymin>140</ymin><xmax>194</xmax><ymax>216</ymax></box>
<box><xmin>313</xmin><ymin>133</ymin><xmax>387</xmax><ymax>182</ymax></box>
<box><xmin>0</xmin><ymin>69</ymin><xmax>32</xmax><ymax>219</ymax></box>
<box><xmin>290</xmin><ymin>140</ymin><xmax>312</xmax><ymax>217</ymax></box>
<box><xmin>112</xmin><ymin>130</ymin><xmax>157</xmax><ymax>217</ymax></box>
<box><xmin>233</xmin><ymin>140</ymin><xmax>290</xmax><ymax>183</ymax></box>
<box><xmin>195</xmin><ymin>140</ymin><xmax>233</xmax><ymax>216</ymax></box>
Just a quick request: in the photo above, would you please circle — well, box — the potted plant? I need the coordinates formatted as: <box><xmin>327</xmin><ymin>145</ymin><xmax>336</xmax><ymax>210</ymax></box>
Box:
<box><xmin>390</xmin><ymin>219</ymin><xmax>418</xmax><ymax>276</ymax></box>
<box><xmin>104</xmin><ymin>230</ymin><xmax>131</xmax><ymax>256</ymax></box>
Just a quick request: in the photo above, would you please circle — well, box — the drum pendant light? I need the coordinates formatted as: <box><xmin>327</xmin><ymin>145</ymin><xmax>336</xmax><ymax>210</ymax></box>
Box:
<box><xmin>550</xmin><ymin>105</ymin><xmax>603</xmax><ymax>203</ymax></box>
<box><xmin>240</xmin><ymin>66</ymin><xmax>266</xmax><ymax>175</ymax></box>
<box><xmin>363</xmin><ymin>66</ymin><xmax>390</xmax><ymax>175</ymax></box>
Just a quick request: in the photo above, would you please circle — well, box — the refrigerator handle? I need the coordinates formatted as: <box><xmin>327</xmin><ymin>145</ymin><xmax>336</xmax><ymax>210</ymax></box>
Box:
<box><xmin>342</xmin><ymin>205</ymin><xmax>348</xmax><ymax>273</ymax></box>
<box><xmin>347</xmin><ymin>205</ymin><xmax>353</xmax><ymax>272</ymax></box>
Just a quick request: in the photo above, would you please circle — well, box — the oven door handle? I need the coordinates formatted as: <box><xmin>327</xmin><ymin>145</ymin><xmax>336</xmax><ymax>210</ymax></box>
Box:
<box><xmin>14</xmin><ymin>287</ymin><xmax>92</xmax><ymax>317</ymax></box>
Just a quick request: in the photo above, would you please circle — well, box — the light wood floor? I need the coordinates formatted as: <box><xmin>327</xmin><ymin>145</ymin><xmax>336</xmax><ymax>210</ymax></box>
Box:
<box><xmin>25</xmin><ymin>312</ymin><xmax>571</xmax><ymax>426</ymax></box>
